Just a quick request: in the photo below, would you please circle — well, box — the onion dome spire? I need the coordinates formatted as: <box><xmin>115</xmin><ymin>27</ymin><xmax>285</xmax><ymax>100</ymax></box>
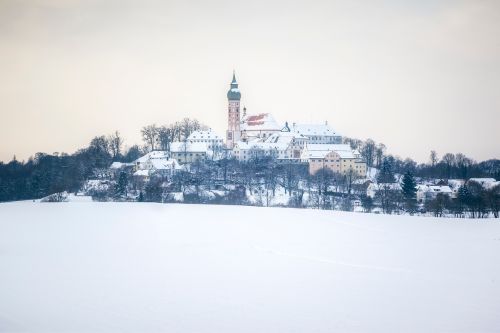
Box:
<box><xmin>227</xmin><ymin>70</ymin><xmax>241</xmax><ymax>100</ymax></box>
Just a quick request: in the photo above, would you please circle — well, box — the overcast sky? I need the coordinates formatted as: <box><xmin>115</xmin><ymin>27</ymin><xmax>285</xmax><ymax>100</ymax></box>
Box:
<box><xmin>0</xmin><ymin>0</ymin><xmax>499</xmax><ymax>163</ymax></box>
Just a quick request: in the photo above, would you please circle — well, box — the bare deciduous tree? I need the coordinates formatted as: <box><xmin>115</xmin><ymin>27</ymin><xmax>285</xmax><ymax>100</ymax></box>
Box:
<box><xmin>141</xmin><ymin>124</ymin><xmax>159</xmax><ymax>151</ymax></box>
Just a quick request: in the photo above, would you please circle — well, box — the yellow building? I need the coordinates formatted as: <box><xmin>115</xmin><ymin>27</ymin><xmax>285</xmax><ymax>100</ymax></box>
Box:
<box><xmin>302</xmin><ymin>144</ymin><xmax>367</xmax><ymax>176</ymax></box>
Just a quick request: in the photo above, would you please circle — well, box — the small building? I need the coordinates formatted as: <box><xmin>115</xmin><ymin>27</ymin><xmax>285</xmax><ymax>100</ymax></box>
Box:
<box><xmin>468</xmin><ymin>178</ymin><xmax>500</xmax><ymax>189</ymax></box>
<box><xmin>302</xmin><ymin>144</ymin><xmax>366</xmax><ymax>176</ymax></box>
<box><xmin>416</xmin><ymin>185</ymin><xmax>453</xmax><ymax>203</ymax></box>
<box><xmin>240</xmin><ymin>113</ymin><xmax>282</xmax><ymax>142</ymax></box>
<box><xmin>133</xmin><ymin>150</ymin><xmax>182</xmax><ymax>179</ymax></box>
<box><xmin>187</xmin><ymin>129</ymin><xmax>224</xmax><ymax>151</ymax></box>
<box><xmin>170</xmin><ymin>142</ymin><xmax>209</xmax><ymax>164</ymax></box>
<box><xmin>291</xmin><ymin>122</ymin><xmax>342</xmax><ymax>144</ymax></box>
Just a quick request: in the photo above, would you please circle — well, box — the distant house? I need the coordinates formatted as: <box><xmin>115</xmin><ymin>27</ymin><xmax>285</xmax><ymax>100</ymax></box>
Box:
<box><xmin>187</xmin><ymin>129</ymin><xmax>224</xmax><ymax>151</ymax></box>
<box><xmin>240</xmin><ymin>113</ymin><xmax>282</xmax><ymax>141</ymax></box>
<box><xmin>233</xmin><ymin>140</ymin><xmax>289</xmax><ymax>161</ymax></box>
<box><xmin>468</xmin><ymin>178</ymin><xmax>500</xmax><ymax>189</ymax></box>
<box><xmin>133</xmin><ymin>150</ymin><xmax>181</xmax><ymax>179</ymax></box>
<box><xmin>291</xmin><ymin>122</ymin><xmax>342</xmax><ymax>144</ymax></box>
<box><xmin>170</xmin><ymin>142</ymin><xmax>210</xmax><ymax>164</ymax></box>
<box><xmin>416</xmin><ymin>185</ymin><xmax>453</xmax><ymax>203</ymax></box>
<box><xmin>108</xmin><ymin>161</ymin><xmax>134</xmax><ymax>178</ymax></box>
<box><xmin>302</xmin><ymin>144</ymin><xmax>366</xmax><ymax>176</ymax></box>
<box><xmin>447</xmin><ymin>179</ymin><xmax>466</xmax><ymax>198</ymax></box>
<box><xmin>233</xmin><ymin>130</ymin><xmax>309</xmax><ymax>162</ymax></box>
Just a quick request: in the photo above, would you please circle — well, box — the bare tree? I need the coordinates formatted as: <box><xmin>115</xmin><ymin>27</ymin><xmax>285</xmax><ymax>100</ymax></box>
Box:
<box><xmin>141</xmin><ymin>124</ymin><xmax>159</xmax><ymax>151</ymax></box>
<box><xmin>375</xmin><ymin>143</ymin><xmax>386</xmax><ymax>168</ymax></box>
<box><xmin>361</xmin><ymin>139</ymin><xmax>376</xmax><ymax>167</ymax></box>
<box><xmin>108</xmin><ymin>131</ymin><xmax>124</xmax><ymax>160</ymax></box>
<box><xmin>430</xmin><ymin>150</ymin><xmax>438</xmax><ymax>167</ymax></box>
<box><xmin>441</xmin><ymin>153</ymin><xmax>456</xmax><ymax>179</ymax></box>
<box><xmin>158</xmin><ymin>125</ymin><xmax>175</xmax><ymax>151</ymax></box>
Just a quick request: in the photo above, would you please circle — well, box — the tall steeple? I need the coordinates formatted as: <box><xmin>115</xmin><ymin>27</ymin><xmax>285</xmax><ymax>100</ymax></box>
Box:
<box><xmin>227</xmin><ymin>70</ymin><xmax>241</xmax><ymax>101</ymax></box>
<box><xmin>226</xmin><ymin>71</ymin><xmax>241</xmax><ymax>148</ymax></box>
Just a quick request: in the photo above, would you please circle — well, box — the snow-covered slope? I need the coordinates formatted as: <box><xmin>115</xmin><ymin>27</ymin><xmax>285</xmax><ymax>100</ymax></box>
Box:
<box><xmin>0</xmin><ymin>202</ymin><xmax>499</xmax><ymax>332</ymax></box>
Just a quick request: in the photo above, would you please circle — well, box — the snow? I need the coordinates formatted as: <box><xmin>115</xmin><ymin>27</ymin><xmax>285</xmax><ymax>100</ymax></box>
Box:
<box><xmin>134</xmin><ymin>150</ymin><xmax>169</xmax><ymax>164</ymax></box>
<box><xmin>188</xmin><ymin>129</ymin><xmax>224</xmax><ymax>142</ymax></box>
<box><xmin>0</xmin><ymin>202</ymin><xmax>499</xmax><ymax>332</ymax></box>
<box><xmin>170</xmin><ymin>141</ymin><xmax>209</xmax><ymax>153</ymax></box>
<box><xmin>240</xmin><ymin>113</ymin><xmax>281</xmax><ymax>131</ymax></box>
<box><xmin>291</xmin><ymin>123</ymin><xmax>338</xmax><ymax>136</ymax></box>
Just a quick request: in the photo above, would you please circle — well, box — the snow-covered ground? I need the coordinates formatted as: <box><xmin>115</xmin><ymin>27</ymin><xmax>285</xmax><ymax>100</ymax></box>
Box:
<box><xmin>1</xmin><ymin>202</ymin><xmax>499</xmax><ymax>332</ymax></box>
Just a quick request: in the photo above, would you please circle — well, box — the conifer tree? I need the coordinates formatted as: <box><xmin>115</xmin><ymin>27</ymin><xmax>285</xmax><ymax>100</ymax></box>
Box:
<box><xmin>377</xmin><ymin>158</ymin><xmax>396</xmax><ymax>183</ymax></box>
<box><xmin>401</xmin><ymin>170</ymin><xmax>417</xmax><ymax>214</ymax></box>
<box><xmin>114</xmin><ymin>171</ymin><xmax>128</xmax><ymax>199</ymax></box>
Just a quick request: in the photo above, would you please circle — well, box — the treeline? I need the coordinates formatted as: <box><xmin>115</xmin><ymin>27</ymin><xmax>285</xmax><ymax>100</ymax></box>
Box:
<box><xmin>344</xmin><ymin>137</ymin><xmax>500</xmax><ymax>180</ymax></box>
<box><xmin>97</xmin><ymin>154</ymin><xmax>499</xmax><ymax>218</ymax></box>
<box><xmin>0</xmin><ymin>133</ymin><xmax>139</xmax><ymax>202</ymax></box>
<box><xmin>0</xmin><ymin>117</ymin><xmax>206</xmax><ymax>202</ymax></box>
<box><xmin>1</xmin><ymin>121</ymin><xmax>499</xmax><ymax>209</ymax></box>
<box><xmin>141</xmin><ymin>118</ymin><xmax>207</xmax><ymax>151</ymax></box>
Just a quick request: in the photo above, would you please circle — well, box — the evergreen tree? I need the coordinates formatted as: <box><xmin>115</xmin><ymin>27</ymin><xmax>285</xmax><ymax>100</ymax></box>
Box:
<box><xmin>401</xmin><ymin>170</ymin><xmax>417</xmax><ymax>214</ymax></box>
<box><xmin>360</xmin><ymin>195</ymin><xmax>374</xmax><ymax>212</ymax></box>
<box><xmin>114</xmin><ymin>171</ymin><xmax>128</xmax><ymax>199</ymax></box>
<box><xmin>377</xmin><ymin>158</ymin><xmax>396</xmax><ymax>183</ymax></box>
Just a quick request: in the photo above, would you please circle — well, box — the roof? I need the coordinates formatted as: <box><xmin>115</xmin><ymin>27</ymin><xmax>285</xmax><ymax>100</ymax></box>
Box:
<box><xmin>303</xmin><ymin>144</ymin><xmax>361</xmax><ymax>159</ymax></box>
<box><xmin>307</xmin><ymin>144</ymin><xmax>352</xmax><ymax>151</ymax></box>
<box><xmin>170</xmin><ymin>141</ymin><xmax>209</xmax><ymax>153</ymax></box>
<box><xmin>468</xmin><ymin>178</ymin><xmax>497</xmax><ymax>184</ymax></box>
<box><xmin>110</xmin><ymin>162</ymin><xmax>133</xmax><ymax>169</ymax></box>
<box><xmin>188</xmin><ymin>129</ymin><xmax>223</xmax><ymax>141</ymax></box>
<box><xmin>234</xmin><ymin>140</ymin><xmax>289</xmax><ymax>151</ymax></box>
<box><xmin>469</xmin><ymin>178</ymin><xmax>500</xmax><ymax>189</ymax></box>
<box><xmin>429</xmin><ymin>185</ymin><xmax>453</xmax><ymax>193</ymax></box>
<box><xmin>292</xmin><ymin>123</ymin><xmax>339</xmax><ymax>136</ymax></box>
<box><xmin>447</xmin><ymin>179</ymin><xmax>466</xmax><ymax>189</ymax></box>
<box><xmin>241</xmin><ymin>113</ymin><xmax>281</xmax><ymax>131</ymax></box>
<box><xmin>149</xmin><ymin>158</ymin><xmax>181</xmax><ymax>170</ymax></box>
<box><xmin>133</xmin><ymin>170</ymin><xmax>149</xmax><ymax>177</ymax></box>
<box><xmin>134</xmin><ymin>151</ymin><xmax>169</xmax><ymax>164</ymax></box>
<box><xmin>264</xmin><ymin>131</ymin><xmax>308</xmax><ymax>145</ymax></box>
<box><xmin>369</xmin><ymin>183</ymin><xmax>402</xmax><ymax>190</ymax></box>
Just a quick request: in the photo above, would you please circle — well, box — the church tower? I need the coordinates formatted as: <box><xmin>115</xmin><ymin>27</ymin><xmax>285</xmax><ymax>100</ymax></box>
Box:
<box><xmin>226</xmin><ymin>71</ymin><xmax>241</xmax><ymax>149</ymax></box>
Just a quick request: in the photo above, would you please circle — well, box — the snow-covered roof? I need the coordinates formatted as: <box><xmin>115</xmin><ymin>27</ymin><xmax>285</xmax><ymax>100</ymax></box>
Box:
<box><xmin>468</xmin><ymin>178</ymin><xmax>497</xmax><ymax>185</ymax></box>
<box><xmin>369</xmin><ymin>183</ymin><xmax>402</xmax><ymax>191</ymax></box>
<box><xmin>429</xmin><ymin>185</ymin><xmax>453</xmax><ymax>193</ymax></box>
<box><xmin>134</xmin><ymin>151</ymin><xmax>169</xmax><ymax>164</ymax></box>
<box><xmin>292</xmin><ymin>123</ymin><xmax>339</xmax><ymax>136</ymax></box>
<box><xmin>133</xmin><ymin>170</ymin><xmax>149</xmax><ymax>177</ymax></box>
<box><xmin>188</xmin><ymin>129</ymin><xmax>223</xmax><ymax>141</ymax></box>
<box><xmin>234</xmin><ymin>140</ymin><xmax>289</xmax><ymax>151</ymax></box>
<box><xmin>447</xmin><ymin>179</ymin><xmax>465</xmax><ymax>190</ymax></box>
<box><xmin>304</xmin><ymin>150</ymin><xmax>331</xmax><ymax>159</ymax></box>
<box><xmin>418</xmin><ymin>185</ymin><xmax>453</xmax><ymax>193</ymax></box>
<box><xmin>263</xmin><ymin>131</ymin><xmax>308</xmax><ymax>145</ymax></box>
<box><xmin>149</xmin><ymin>158</ymin><xmax>181</xmax><ymax>170</ymax></box>
<box><xmin>170</xmin><ymin>141</ymin><xmax>209</xmax><ymax>153</ymax></box>
<box><xmin>307</xmin><ymin>144</ymin><xmax>352</xmax><ymax>152</ymax></box>
<box><xmin>241</xmin><ymin>113</ymin><xmax>281</xmax><ymax>131</ymax></box>
<box><xmin>468</xmin><ymin>178</ymin><xmax>500</xmax><ymax>189</ymax></box>
<box><xmin>303</xmin><ymin>144</ymin><xmax>360</xmax><ymax>159</ymax></box>
<box><xmin>110</xmin><ymin>162</ymin><xmax>132</xmax><ymax>169</ymax></box>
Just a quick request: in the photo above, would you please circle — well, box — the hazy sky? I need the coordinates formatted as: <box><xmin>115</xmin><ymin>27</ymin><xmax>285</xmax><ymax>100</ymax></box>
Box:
<box><xmin>0</xmin><ymin>0</ymin><xmax>499</xmax><ymax>163</ymax></box>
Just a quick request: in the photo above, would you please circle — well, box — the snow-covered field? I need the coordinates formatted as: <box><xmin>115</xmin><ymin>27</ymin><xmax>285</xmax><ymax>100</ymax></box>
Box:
<box><xmin>1</xmin><ymin>202</ymin><xmax>499</xmax><ymax>332</ymax></box>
